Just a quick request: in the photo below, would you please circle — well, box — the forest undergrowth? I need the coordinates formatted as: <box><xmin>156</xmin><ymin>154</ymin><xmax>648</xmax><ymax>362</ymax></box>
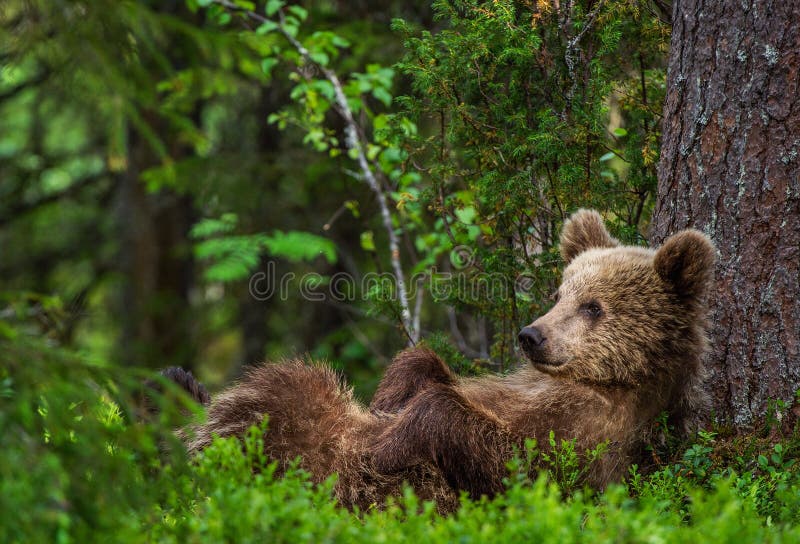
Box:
<box><xmin>3</xmin><ymin>325</ymin><xmax>800</xmax><ymax>543</ymax></box>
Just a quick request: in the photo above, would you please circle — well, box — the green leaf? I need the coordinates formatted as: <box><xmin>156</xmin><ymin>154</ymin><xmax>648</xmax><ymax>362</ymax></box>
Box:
<box><xmin>366</xmin><ymin>144</ymin><xmax>381</xmax><ymax>161</ymax></box>
<box><xmin>379</xmin><ymin>147</ymin><xmax>404</xmax><ymax>166</ymax></box>
<box><xmin>360</xmin><ymin>231</ymin><xmax>375</xmax><ymax>252</ymax></box>
<box><xmin>204</xmin><ymin>256</ymin><xmax>257</xmax><ymax>283</ymax></box>
<box><xmin>194</xmin><ymin>234</ymin><xmax>266</xmax><ymax>282</ymax></box>
<box><xmin>283</xmin><ymin>21</ymin><xmax>299</xmax><ymax>38</ymax></box>
<box><xmin>265</xmin><ymin>0</ymin><xmax>284</xmax><ymax>16</ymax></box>
<box><xmin>190</xmin><ymin>213</ymin><xmax>238</xmax><ymax>239</ymax></box>
<box><xmin>455</xmin><ymin>206</ymin><xmax>476</xmax><ymax>225</ymax></box>
<box><xmin>373</xmin><ymin>113</ymin><xmax>389</xmax><ymax>131</ymax></box>
<box><xmin>372</xmin><ymin>87</ymin><xmax>392</xmax><ymax>107</ymax></box>
<box><xmin>261</xmin><ymin>58</ymin><xmax>279</xmax><ymax>76</ymax></box>
<box><xmin>267</xmin><ymin>112</ymin><xmax>282</xmax><ymax>125</ymax></box>
<box><xmin>310</xmin><ymin>51</ymin><xmax>330</xmax><ymax>67</ymax></box>
<box><xmin>344</xmin><ymin>200</ymin><xmax>360</xmax><ymax>218</ymax></box>
<box><xmin>263</xmin><ymin>230</ymin><xmax>337</xmax><ymax>264</ymax></box>
<box><xmin>612</xmin><ymin>127</ymin><xmax>628</xmax><ymax>137</ymax></box>
<box><xmin>398</xmin><ymin>172</ymin><xmax>421</xmax><ymax>188</ymax></box>
<box><xmin>256</xmin><ymin>20</ymin><xmax>279</xmax><ymax>34</ymax></box>
<box><xmin>287</xmin><ymin>5</ymin><xmax>308</xmax><ymax>21</ymax></box>
<box><xmin>215</xmin><ymin>11</ymin><xmax>231</xmax><ymax>25</ymax></box>
<box><xmin>599</xmin><ymin>151</ymin><xmax>616</xmax><ymax>162</ymax></box>
<box><xmin>311</xmin><ymin>80</ymin><xmax>335</xmax><ymax>100</ymax></box>
<box><xmin>331</xmin><ymin>35</ymin><xmax>350</xmax><ymax>48</ymax></box>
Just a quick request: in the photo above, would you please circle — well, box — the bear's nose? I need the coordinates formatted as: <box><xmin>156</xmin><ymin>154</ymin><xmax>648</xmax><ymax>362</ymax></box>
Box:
<box><xmin>518</xmin><ymin>326</ymin><xmax>545</xmax><ymax>348</ymax></box>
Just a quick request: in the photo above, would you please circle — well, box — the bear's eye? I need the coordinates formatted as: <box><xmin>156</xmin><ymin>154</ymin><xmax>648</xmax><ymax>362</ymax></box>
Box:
<box><xmin>552</xmin><ymin>291</ymin><xmax>561</xmax><ymax>303</ymax></box>
<box><xmin>580</xmin><ymin>301</ymin><xmax>603</xmax><ymax>319</ymax></box>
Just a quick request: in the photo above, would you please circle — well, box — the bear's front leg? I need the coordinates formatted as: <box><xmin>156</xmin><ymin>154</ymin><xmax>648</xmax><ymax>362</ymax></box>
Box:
<box><xmin>371</xmin><ymin>383</ymin><xmax>513</xmax><ymax>499</ymax></box>
<box><xmin>370</xmin><ymin>347</ymin><xmax>455</xmax><ymax>414</ymax></box>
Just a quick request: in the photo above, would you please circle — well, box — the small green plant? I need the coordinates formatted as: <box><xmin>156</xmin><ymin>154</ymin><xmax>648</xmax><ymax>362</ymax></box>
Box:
<box><xmin>765</xmin><ymin>397</ymin><xmax>790</xmax><ymax>435</ymax></box>
<box><xmin>682</xmin><ymin>444</ymin><xmax>713</xmax><ymax>479</ymax></box>
<box><xmin>537</xmin><ymin>431</ymin><xmax>609</xmax><ymax>495</ymax></box>
<box><xmin>505</xmin><ymin>437</ymin><xmax>540</xmax><ymax>488</ymax></box>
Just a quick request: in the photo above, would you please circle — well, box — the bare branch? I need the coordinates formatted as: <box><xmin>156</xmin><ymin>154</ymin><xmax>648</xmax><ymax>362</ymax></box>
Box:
<box><xmin>563</xmin><ymin>0</ymin><xmax>607</xmax><ymax>110</ymax></box>
<box><xmin>447</xmin><ymin>306</ymin><xmax>483</xmax><ymax>359</ymax></box>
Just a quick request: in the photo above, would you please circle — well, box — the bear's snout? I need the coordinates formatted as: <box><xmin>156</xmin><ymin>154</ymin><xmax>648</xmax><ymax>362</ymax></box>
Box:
<box><xmin>518</xmin><ymin>326</ymin><xmax>546</xmax><ymax>359</ymax></box>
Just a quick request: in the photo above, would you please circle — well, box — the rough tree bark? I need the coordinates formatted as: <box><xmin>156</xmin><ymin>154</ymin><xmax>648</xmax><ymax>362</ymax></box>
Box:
<box><xmin>651</xmin><ymin>0</ymin><xmax>800</xmax><ymax>427</ymax></box>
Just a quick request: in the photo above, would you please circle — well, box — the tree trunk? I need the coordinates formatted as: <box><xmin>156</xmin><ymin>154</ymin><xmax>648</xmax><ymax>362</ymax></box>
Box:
<box><xmin>117</xmin><ymin>128</ymin><xmax>196</xmax><ymax>371</ymax></box>
<box><xmin>651</xmin><ymin>0</ymin><xmax>800</xmax><ymax>427</ymax></box>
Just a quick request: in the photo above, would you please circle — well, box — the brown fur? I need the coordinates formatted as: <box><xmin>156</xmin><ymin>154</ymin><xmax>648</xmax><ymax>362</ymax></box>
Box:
<box><xmin>141</xmin><ymin>367</ymin><xmax>211</xmax><ymax>419</ymax></box>
<box><xmin>560</xmin><ymin>208</ymin><xmax>620</xmax><ymax>263</ymax></box>
<box><xmin>179</xmin><ymin>209</ymin><xmax>715</xmax><ymax>511</ymax></box>
<box><xmin>181</xmin><ymin>357</ymin><xmax>459</xmax><ymax>511</ymax></box>
<box><xmin>160</xmin><ymin>367</ymin><xmax>211</xmax><ymax>406</ymax></box>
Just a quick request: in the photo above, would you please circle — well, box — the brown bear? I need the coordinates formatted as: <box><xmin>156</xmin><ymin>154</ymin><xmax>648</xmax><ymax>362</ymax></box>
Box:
<box><xmin>175</xmin><ymin>209</ymin><xmax>715</xmax><ymax>512</ymax></box>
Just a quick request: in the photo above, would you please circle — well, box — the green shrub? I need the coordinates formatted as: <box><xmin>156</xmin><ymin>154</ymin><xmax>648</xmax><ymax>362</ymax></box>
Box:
<box><xmin>4</xmin><ymin>330</ymin><xmax>800</xmax><ymax>542</ymax></box>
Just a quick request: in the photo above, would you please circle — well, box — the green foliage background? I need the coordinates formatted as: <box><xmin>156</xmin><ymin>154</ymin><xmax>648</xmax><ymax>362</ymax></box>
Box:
<box><xmin>3</xmin><ymin>0</ymin><xmax>800</xmax><ymax>541</ymax></box>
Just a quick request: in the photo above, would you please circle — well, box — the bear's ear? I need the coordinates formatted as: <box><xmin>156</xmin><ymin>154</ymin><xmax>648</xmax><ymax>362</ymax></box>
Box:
<box><xmin>654</xmin><ymin>230</ymin><xmax>716</xmax><ymax>298</ymax></box>
<box><xmin>560</xmin><ymin>209</ymin><xmax>619</xmax><ymax>264</ymax></box>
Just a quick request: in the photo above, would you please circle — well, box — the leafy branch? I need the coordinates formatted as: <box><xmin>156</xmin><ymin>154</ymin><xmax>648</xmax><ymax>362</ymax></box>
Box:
<box><xmin>207</xmin><ymin>0</ymin><xmax>417</xmax><ymax>343</ymax></box>
<box><xmin>191</xmin><ymin>214</ymin><xmax>336</xmax><ymax>283</ymax></box>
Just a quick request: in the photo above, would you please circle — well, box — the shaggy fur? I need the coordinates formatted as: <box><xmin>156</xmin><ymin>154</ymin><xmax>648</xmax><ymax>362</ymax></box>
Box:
<box><xmin>176</xmin><ymin>209</ymin><xmax>715</xmax><ymax>511</ymax></box>
<box><xmin>160</xmin><ymin>367</ymin><xmax>211</xmax><ymax>406</ymax></box>
<box><xmin>141</xmin><ymin>367</ymin><xmax>211</xmax><ymax>418</ymax></box>
<box><xmin>181</xmin><ymin>358</ymin><xmax>459</xmax><ymax>511</ymax></box>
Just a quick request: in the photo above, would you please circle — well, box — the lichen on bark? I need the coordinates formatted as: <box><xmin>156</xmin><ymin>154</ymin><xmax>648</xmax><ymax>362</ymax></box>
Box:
<box><xmin>651</xmin><ymin>0</ymin><xmax>800</xmax><ymax>427</ymax></box>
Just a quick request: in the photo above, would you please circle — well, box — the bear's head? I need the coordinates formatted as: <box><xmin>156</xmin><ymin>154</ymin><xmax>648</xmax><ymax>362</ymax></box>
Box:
<box><xmin>518</xmin><ymin>209</ymin><xmax>716</xmax><ymax>388</ymax></box>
